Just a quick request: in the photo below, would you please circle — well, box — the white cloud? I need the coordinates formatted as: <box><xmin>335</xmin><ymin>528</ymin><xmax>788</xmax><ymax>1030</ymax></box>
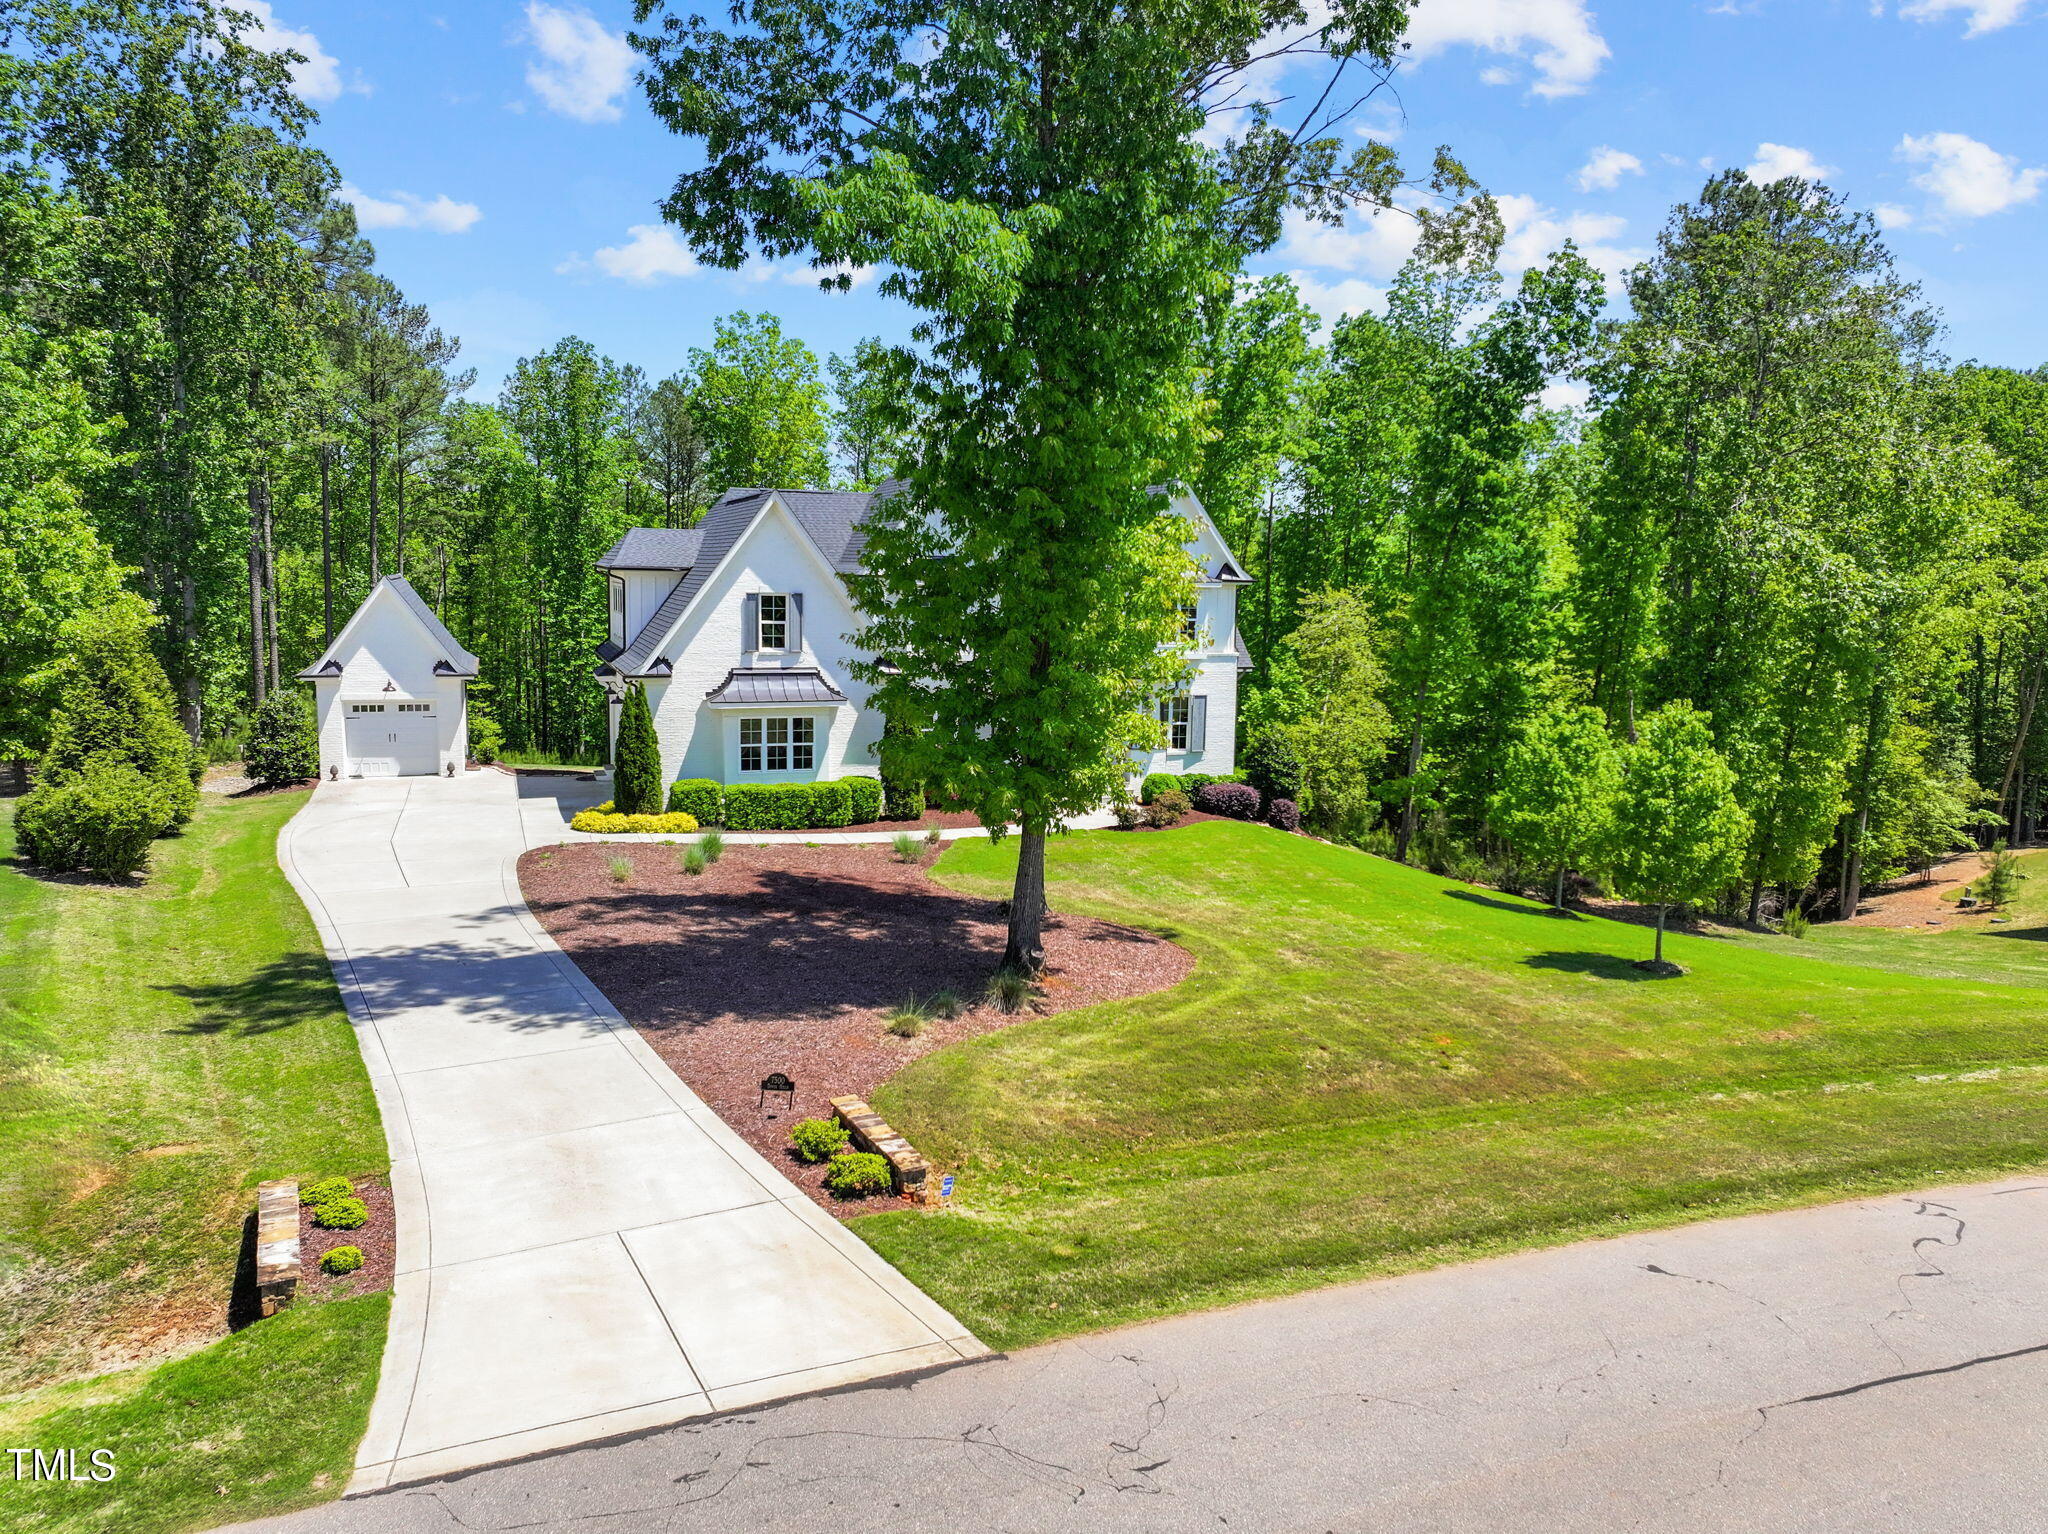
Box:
<box><xmin>1287</xmin><ymin>272</ymin><xmax>1391</xmax><ymax>326</ymax></box>
<box><xmin>1897</xmin><ymin>130</ymin><xmax>2045</xmax><ymax>217</ymax></box>
<box><xmin>341</xmin><ymin>184</ymin><xmax>481</xmax><ymax>234</ymax></box>
<box><xmin>1874</xmin><ymin>202</ymin><xmax>1916</xmax><ymax>228</ymax></box>
<box><xmin>566</xmin><ymin>224</ymin><xmax>699</xmax><ymax>283</ymax></box>
<box><xmin>1278</xmin><ymin>205</ymin><xmax>1424</xmax><ymax>281</ymax></box>
<box><xmin>523</xmin><ymin>2</ymin><xmax>635</xmax><ymax>123</ymax></box>
<box><xmin>1478</xmin><ymin>65</ymin><xmax>1517</xmax><ymax>85</ymax></box>
<box><xmin>236</xmin><ymin>1</ymin><xmax>351</xmax><ymax>102</ymax></box>
<box><xmin>1540</xmin><ymin>379</ymin><xmax>1591</xmax><ymax>412</ymax></box>
<box><xmin>1403</xmin><ymin>0</ymin><xmax>1611</xmax><ymax>98</ymax></box>
<box><xmin>1899</xmin><ymin>0</ymin><xmax>2033</xmax><ymax>36</ymax></box>
<box><xmin>1575</xmin><ymin>146</ymin><xmax>1644</xmax><ymax>192</ymax></box>
<box><xmin>1746</xmin><ymin>142</ymin><xmax>1836</xmax><ymax>183</ymax></box>
<box><xmin>1496</xmin><ymin>193</ymin><xmax>1644</xmax><ymax>278</ymax></box>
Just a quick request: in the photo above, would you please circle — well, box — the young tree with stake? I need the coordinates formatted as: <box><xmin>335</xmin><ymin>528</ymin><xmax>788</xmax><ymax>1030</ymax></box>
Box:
<box><xmin>1603</xmin><ymin>703</ymin><xmax>1749</xmax><ymax>967</ymax></box>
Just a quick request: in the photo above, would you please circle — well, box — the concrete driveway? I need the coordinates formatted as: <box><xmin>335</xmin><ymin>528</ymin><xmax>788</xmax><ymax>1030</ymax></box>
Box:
<box><xmin>245</xmin><ymin>1173</ymin><xmax>2048</xmax><ymax>1533</ymax></box>
<box><xmin>280</xmin><ymin>771</ymin><xmax>983</xmax><ymax>1491</ymax></box>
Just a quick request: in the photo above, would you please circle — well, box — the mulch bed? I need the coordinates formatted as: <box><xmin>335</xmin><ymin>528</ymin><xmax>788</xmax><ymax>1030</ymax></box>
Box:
<box><xmin>295</xmin><ymin>1176</ymin><xmax>396</xmax><ymax>1303</ymax></box>
<box><xmin>518</xmin><ymin>841</ymin><xmax>1192</xmax><ymax>1213</ymax></box>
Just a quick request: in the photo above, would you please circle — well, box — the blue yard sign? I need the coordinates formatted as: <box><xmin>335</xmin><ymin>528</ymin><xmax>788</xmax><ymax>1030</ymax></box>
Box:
<box><xmin>940</xmin><ymin>1174</ymin><xmax>955</xmax><ymax>1199</ymax></box>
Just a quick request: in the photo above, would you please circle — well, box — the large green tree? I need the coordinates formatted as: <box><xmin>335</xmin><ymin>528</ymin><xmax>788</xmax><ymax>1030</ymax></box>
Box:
<box><xmin>686</xmin><ymin>311</ymin><xmax>832</xmax><ymax>492</ymax></box>
<box><xmin>632</xmin><ymin>0</ymin><xmax>1467</xmax><ymax>969</ymax></box>
<box><xmin>1603</xmin><ymin>702</ymin><xmax>1750</xmax><ymax>964</ymax></box>
<box><xmin>1489</xmin><ymin>705</ymin><xmax>1620</xmax><ymax>912</ymax></box>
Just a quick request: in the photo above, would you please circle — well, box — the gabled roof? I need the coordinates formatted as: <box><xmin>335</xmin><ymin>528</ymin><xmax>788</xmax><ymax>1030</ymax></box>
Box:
<box><xmin>595</xmin><ymin>527</ymin><xmax>704</xmax><ymax>571</ymax></box>
<box><xmin>611</xmin><ymin>486</ymin><xmax>889</xmax><ymax>677</ymax></box>
<box><xmin>297</xmin><ymin>574</ymin><xmax>479</xmax><ymax>680</ymax></box>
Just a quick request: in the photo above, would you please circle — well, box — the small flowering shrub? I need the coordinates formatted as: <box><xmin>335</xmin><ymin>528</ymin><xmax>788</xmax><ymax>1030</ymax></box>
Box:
<box><xmin>790</xmin><ymin>1118</ymin><xmax>852</xmax><ymax>1163</ymax></box>
<box><xmin>1193</xmin><ymin>782</ymin><xmax>1262</xmax><ymax>821</ymax></box>
<box><xmin>1145</xmin><ymin>789</ymin><xmax>1190</xmax><ymax>828</ymax></box>
<box><xmin>1266</xmin><ymin>797</ymin><xmax>1301</xmax><ymax>832</ymax></box>
<box><xmin>824</xmin><ymin>1151</ymin><xmax>893</xmax><ymax>1199</ymax></box>
<box><xmin>570</xmin><ymin>809</ymin><xmax>701</xmax><ymax>834</ymax></box>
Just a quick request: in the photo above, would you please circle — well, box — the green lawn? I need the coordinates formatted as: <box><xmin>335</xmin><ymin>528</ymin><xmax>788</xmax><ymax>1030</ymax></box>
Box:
<box><xmin>855</xmin><ymin>821</ymin><xmax>2048</xmax><ymax>1350</ymax></box>
<box><xmin>1714</xmin><ymin>851</ymin><xmax>2048</xmax><ymax>988</ymax></box>
<box><xmin>0</xmin><ymin>791</ymin><xmax>387</xmax><ymax>1534</ymax></box>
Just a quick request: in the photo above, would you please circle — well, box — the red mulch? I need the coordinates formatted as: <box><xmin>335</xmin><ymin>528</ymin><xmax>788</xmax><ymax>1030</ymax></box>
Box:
<box><xmin>297</xmin><ymin>1176</ymin><xmax>395</xmax><ymax>1302</ymax></box>
<box><xmin>518</xmin><ymin>841</ymin><xmax>1192</xmax><ymax>1213</ymax></box>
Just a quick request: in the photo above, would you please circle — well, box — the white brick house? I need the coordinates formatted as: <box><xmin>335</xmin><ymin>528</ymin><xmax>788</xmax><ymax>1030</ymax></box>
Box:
<box><xmin>593</xmin><ymin>484</ymin><xmax>1253</xmax><ymax>792</ymax></box>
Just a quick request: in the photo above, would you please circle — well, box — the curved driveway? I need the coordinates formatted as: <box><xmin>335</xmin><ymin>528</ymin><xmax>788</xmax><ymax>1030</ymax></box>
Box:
<box><xmin>280</xmin><ymin>771</ymin><xmax>984</xmax><ymax>1492</ymax></box>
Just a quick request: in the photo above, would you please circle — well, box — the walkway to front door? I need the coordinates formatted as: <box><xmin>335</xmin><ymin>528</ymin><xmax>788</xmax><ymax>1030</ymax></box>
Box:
<box><xmin>280</xmin><ymin>771</ymin><xmax>985</xmax><ymax>1491</ymax></box>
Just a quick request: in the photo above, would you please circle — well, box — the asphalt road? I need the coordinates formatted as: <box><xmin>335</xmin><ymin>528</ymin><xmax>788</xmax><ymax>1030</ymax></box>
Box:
<box><xmin>241</xmin><ymin>1174</ymin><xmax>2048</xmax><ymax>1534</ymax></box>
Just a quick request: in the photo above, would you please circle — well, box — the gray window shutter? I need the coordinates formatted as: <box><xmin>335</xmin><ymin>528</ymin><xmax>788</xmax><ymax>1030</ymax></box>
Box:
<box><xmin>788</xmin><ymin>592</ymin><xmax>804</xmax><ymax>655</ymax></box>
<box><xmin>742</xmin><ymin>592</ymin><xmax>759</xmax><ymax>655</ymax></box>
<box><xmin>1189</xmin><ymin>695</ymin><xmax>1208</xmax><ymax>754</ymax></box>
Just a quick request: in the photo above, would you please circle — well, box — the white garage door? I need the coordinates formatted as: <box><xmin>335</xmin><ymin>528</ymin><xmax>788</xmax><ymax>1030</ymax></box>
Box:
<box><xmin>345</xmin><ymin>701</ymin><xmax>439</xmax><ymax>777</ymax></box>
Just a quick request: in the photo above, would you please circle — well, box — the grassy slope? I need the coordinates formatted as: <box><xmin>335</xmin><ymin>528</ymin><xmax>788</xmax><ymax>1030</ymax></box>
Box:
<box><xmin>855</xmin><ymin>822</ymin><xmax>2048</xmax><ymax>1350</ymax></box>
<box><xmin>1715</xmin><ymin>851</ymin><xmax>2048</xmax><ymax>987</ymax></box>
<box><xmin>0</xmin><ymin>792</ymin><xmax>387</xmax><ymax>1534</ymax></box>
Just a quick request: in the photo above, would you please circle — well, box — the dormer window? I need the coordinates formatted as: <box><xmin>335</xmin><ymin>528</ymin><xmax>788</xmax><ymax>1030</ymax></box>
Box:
<box><xmin>758</xmin><ymin>593</ymin><xmax>789</xmax><ymax>650</ymax></box>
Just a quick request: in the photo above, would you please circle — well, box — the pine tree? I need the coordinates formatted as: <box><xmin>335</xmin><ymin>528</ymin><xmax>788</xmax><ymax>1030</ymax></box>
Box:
<box><xmin>612</xmin><ymin>683</ymin><xmax>662</xmax><ymax>815</ymax></box>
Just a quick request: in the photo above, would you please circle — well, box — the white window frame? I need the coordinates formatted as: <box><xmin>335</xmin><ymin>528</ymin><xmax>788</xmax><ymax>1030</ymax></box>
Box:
<box><xmin>608</xmin><ymin>577</ymin><xmax>625</xmax><ymax>641</ymax></box>
<box><xmin>1180</xmin><ymin>603</ymin><xmax>1199</xmax><ymax>645</ymax></box>
<box><xmin>757</xmin><ymin>593</ymin><xmax>790</xmax><ymax>651</ymax></box>
<box><xmin>349</xmin><ymin>703</ymin><xmax>386</xmax><ymax>714</ymax></box>
<box><xmin>737</xmin><ymin>714</ymin><xmax>816</xmax><ymax>774</ymax></box>
<box><xmin>1160</xmin><ymin>694</ymin><xmax>1191</xmax><ymax>751</ymax></box>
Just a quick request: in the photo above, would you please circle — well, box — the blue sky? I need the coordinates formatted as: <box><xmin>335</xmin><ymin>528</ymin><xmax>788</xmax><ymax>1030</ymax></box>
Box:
<box><xmin>249</xmin><ymin>0</ymin><xmax>2045</xmax><ymax>396</ymax></box>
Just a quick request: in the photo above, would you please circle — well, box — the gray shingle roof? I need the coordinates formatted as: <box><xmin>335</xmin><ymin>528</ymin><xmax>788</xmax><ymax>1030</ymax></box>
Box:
<box><xmin>1234</xmin><ymin>632</ymin><xmax>1254</xmax><ymax>671</ymax></box>
<box><xmin>298</xmin><ymin>574</ymin><xmax>479</xmax><ymax>679</ymax></box>
<box><xmin>595</xmin><ymin>527</ymin><xmax>704</xmax><ymax>570</ymax></box>
<box><xmin>703</xmin><ymin>667</ymin><xmax>849</xmax><ymax>706</ymax></box>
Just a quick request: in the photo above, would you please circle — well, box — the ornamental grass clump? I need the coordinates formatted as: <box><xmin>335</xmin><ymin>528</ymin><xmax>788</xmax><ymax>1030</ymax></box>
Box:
<box><xmin>789</xmin><ymin>1117</ymin><xmax>851</xmax><ymax>1163</ymax></box>
<box><xmin>320</xmin><ymin>1245</ymin><xmax>365</xmax><ymax>1276</ymax></box>
<box><xmin>699</xmin><ymin>829</ymin><xmax>725</xmax><ymax>864</ymax></box>
<box><xmin>824</xmin><ymin>1151</ymin><xmax>892</xmax><ymax>1199</ymax></box>
<box><xmin>607</xmin><ymin>855</ymin><xmax>632</xmax><ymax>885</ymax></box>
<box><xmin>988</xmin><ymin>967</ymin><xmax>1033</xmax><ymax>1013</ymax></box>
<box><xmin>891</xmin><ymin>830</ymin><xmax>920</xmax><ymax>862</ymax></box>
<box><xmin>885</xmin><ymin>998</ymin><xmax>930</xmax><ymax>1037</ymax></box>
<box><xmin>678</xmin><ymin>846</ymin><xmax>708</xmax><ymax>876</ymax></box>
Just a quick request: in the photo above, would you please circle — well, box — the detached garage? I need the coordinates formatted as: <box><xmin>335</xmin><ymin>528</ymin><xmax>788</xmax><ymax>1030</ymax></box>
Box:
<box><xmin>299</xmin><ymin>575</ymin><xmax>479</xmax><ymax>779</ymax></box>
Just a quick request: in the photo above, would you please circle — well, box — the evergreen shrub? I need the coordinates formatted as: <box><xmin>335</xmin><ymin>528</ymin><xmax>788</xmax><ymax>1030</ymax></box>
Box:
<box><xmin>667</xmin><ymin>778</ymin><xmax>723</xmax><ymax>823</ymax></box>
<box><xmin>823</xmin><ymin>1151</ymin><xmax>892</xmax><ymax>1198</ymax></box>
<box><xmin>15</xmin><ymin>763</ymin><xmax>170</xmax><ymax>877</ymax></box>
<box><xmin>612</xmin><ymin>684</ymin><xmax>662</xmax><ymax>814</ymax></box>
<box><xmin>243</xmin><ymin>691</ymin><xmax>318</xmax><ymax>787</ymax></box>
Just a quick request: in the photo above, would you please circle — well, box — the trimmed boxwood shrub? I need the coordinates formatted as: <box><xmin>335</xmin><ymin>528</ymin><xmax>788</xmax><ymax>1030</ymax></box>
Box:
<box><xmin>301</xmin><ymin>1176</ymin><xmax>354</xmax><ymax>1206</ymax></box>
<box><xmin>1266</xmin><ymin>796</ymin><xmax>1301</xmax><ymax>832</ymax></box>
<box><xmin>312</xmin><ymin>1196</ymin><xmax>368</xmax><ymax>1231</ymax></box>
<box><xmin>823</xmin><ymin>1151</ymin><xmax>893</xmax><ymax>1199</ymax></box>
<box><xmin>15</xmin><ymin>763</ymin><xmax>171</xmax><ymax>877</ymax></box>
<box><xmin>320</xmin><ymin>1245</ymin><xmax>365</xmax><ymax>1276</ymax></box>
<box><xmin>843</xmin><ymin>775</ymin><xmax>883</xmax><ymax>824</ymax></box>
<box><xmin>811</xmin><ymin>780</ymin><xmax>853</xmax><ymax>829</ymax></box>
<box><xmin>789</xmin><ymin>1117</ymin><xmax>851</xmax><ymax>1163</ymax></box>
<box><xmin>1194</xmin><ymin>782</ymin><xmax>1262</xmax><ymax>821</ymax></box>
<box><xmin>667</xmin><ymin>778</ymin><xmax>723</xmax><ymax>824</ymax></box>
<box><xmin>1139</xmin><ymin>773</ymin><xmax>1181</xmax><ymax>805</ymax></box>
<box><xmin>722</xmin><ymin>781</ymin><xmax>852</xmax><ymax>831</ymax></box>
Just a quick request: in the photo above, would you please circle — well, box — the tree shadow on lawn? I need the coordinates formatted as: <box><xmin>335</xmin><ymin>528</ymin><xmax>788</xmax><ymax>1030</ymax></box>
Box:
<box><xmin>158</xmin><ymin>951</ymin><xmax>349</xmax><ymax>1036</ymax></box>
<box><xmin>1523</xmin><ymin>950</ymin><xmax>1668</xmax><ymax>982</ymax></box>
<box><xmin>531</xmin><ymin>863</ymin><xmax>1160</xmax><ymax>1033</ymax></box>
<box><xmin>1444</xmin><ymin>888</ymin><xmax>1585</xmax><ymax>919</ymax></box>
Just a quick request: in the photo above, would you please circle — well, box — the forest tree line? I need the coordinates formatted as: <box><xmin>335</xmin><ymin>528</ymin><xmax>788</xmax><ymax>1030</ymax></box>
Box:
<box><xmin>4</xmin><ymin>0</ymin><xmax>2046</xmax><ymax>920</ymax></box>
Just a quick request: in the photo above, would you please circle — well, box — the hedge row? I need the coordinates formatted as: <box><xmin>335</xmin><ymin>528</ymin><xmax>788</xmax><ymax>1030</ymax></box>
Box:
<box><xmin>570</xmin><ymin>809</ymin><xmax>701</xmax><ymax>834</ymax></box>
<box><xmin>664</xmin><ymin>775</ymin><xmax>886</xmax><ymax>831</ymax></box>
<box><xmin>1138</xmin><ymin>770</ymin><xmax>1248</xmax><ymax>805</ymax></box>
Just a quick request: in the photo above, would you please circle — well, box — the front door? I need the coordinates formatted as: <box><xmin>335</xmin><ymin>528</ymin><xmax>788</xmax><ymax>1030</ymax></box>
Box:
<box><xmin>345</xmin><ymin>701</ymin><xmax>439</xmax><ymax>776</ymax></box>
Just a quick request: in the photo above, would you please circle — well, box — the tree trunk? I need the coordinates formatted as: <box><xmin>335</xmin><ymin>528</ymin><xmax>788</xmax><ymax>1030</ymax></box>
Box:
<box><xmin>320</xmin><ymin>443</ymin><xmax>334</xmax><ymax>644</ymax></box>
<box><xmin>247</xmin><ymin>480</ymin><xmax>268</xmax><ymax>706</ymax></box>
<box><xmin>263</xmin><ymin>473</ymin><xmax>280</xmax><ymax>692</ymax></box>
<box><xmin>1394</xmin><ymin>691</ymin><xmax>1427</xmax><ymax>863</ymax></box>
<box><xmin>1553</xmin><ymin>865</ymin><xmax>1566</xmax><ymax>912</ymax></box>
<box><xmin>1996</xmin><ymin>648</ymin><xmax>2045</xmax><ymax>831</ymax></box>
<box><xmin>1004</xmin><ymin>821</ymin><xmax>1048</xmax><ymax>974</ymax></box>
<box><xmin>1655</xmin><ymin>905</ymin><xmax>1667</xmax><ymax>964</ymax></box>
<box><xmin>394</xmin><ymin>461</ymin><xmax>407</xmax><ymax>577</ymax></box>
<box><xmin>368</xmin><ymin>432</ymin><xmax>382</xmax><ymax>579</ymax></box>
